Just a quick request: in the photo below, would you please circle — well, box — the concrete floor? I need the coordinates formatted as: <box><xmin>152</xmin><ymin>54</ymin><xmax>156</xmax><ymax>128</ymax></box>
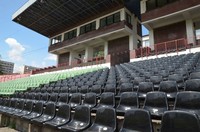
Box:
<box><xmin>0</xmin><ymin>127</ymin><xmax>18</xmax><ymax>132</ymax></box>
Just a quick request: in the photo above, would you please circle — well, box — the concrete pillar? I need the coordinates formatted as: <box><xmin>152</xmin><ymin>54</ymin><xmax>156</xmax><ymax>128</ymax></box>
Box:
<box><xmin>77</xmin><ymin>26</ymin><xmax>80</xmax><ymax>36</ymax></box>
<box><xmin>129</xmin><ymin>16</ymin><xmax>138</xmax><ymax>50</ymax></box>
<box><xmin>121</xmin><ymin>8</ymin><xmax>125</xmax><ymax>21</ymax></box>
<box><xmin>69</xmin><ymin>51</ymin><xmax>79</xmax><ymax>65</ymax></box>
<box><xmin>129</xmin><ymin>34</ymin><xmax>137</xmax><ymax>60</ymax></box>
<box><xmin>140</xmin><ymin>0</ymin><xmax>147</xmax><ymax>14</ymax></box>
<box><xmin>61</xmin><ymin>33</ymin><xmax>64</xmax><ymax>42</ymax></box>
<box><xmin>96</xmin><ymin>18</ymin><xmax>100</xmax><ymax>29</ymax></box>
<box><xmin>149</xmin><ymin>29</ymin><xmax>155</xmax><ymax>50</ymax></box>
<box><xmin>186</xmin><ymin>19</ymin><xmax>195</xmax><ymax>45</ymax></box>
<box><xmin>85</xmin><ymin>46</ymin><xmax>93</xmax><ymax>62</ymax></box>
<box><xmin>104</xmin><ymin>42</ymin><xmax>108</xmax><ymax>58</ymax></box>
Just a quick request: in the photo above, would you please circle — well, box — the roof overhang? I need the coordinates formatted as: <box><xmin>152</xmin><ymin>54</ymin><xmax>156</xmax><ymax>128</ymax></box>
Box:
<box><xmin>12</xmin><ymin>0</ymin><xmax>127</xmax><ymax>38</ymax></box>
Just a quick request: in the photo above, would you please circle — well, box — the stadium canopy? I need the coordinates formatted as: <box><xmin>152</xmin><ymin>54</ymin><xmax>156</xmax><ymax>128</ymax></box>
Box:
<box><xmin>13</xmin><ymin>0</ymin><xmax>134</xmax><ymax>37</ymax></box>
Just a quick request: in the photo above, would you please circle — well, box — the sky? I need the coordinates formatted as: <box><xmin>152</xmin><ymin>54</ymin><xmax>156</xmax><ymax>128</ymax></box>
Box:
<box><xmin>0</xmin><ymin>0</ymin><xmax>57</xmax><ymax>73</ymax></box>
<box><xmin>0</xmin><ymin>1</ymin><xmax>149</xmax><ymax>73</ymax></box>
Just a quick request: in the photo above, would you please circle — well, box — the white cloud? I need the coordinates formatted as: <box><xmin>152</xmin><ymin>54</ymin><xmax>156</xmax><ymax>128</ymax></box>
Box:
<box><xmin>5</xmin><ymin>38</ymin><xmax>25</xmax><ymax>61</ymax></box>
<box><xmin>13</xmin><ymin>64</ymin><xmax>24</xmax><ymax>73</ymax></box>
<box><xmin>44</xmin><ymin>54</ymin><xmax>57</xmax><ymax>61</ymax></box>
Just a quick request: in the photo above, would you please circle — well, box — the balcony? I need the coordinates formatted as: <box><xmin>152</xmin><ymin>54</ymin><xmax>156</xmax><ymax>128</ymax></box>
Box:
<box><xmin>142</xmin><ymin>0</ymin><xmax>200</xmax><ymax>22</ymax></box>
<box><xmin>48</xmin><ymin>21</ymin><xmax>130</xmax><ymax>53</ymax></box>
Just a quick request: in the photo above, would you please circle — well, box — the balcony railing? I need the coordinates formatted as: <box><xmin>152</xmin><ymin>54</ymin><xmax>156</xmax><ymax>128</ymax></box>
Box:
<box><xmin>135</xmin><ymin>38</ymin><xmax>189</xmax><ymax>58</ymax></box>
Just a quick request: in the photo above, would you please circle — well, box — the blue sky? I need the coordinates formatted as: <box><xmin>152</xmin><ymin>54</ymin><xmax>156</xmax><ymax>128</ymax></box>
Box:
<box><xmin>0</xmin><ymin>0</ymin><xmax>57</xmax><ymax>73</ymax></box>
<box><xmin>0</xmin><ymin>1</ymin><xmax>149</xmax><ymax>73</ymax></box>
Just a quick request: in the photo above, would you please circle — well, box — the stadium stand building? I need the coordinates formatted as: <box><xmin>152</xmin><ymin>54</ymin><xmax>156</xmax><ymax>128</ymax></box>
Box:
<box><xmin>1</xmin><ymin>0</ymin><xmax>200</xmax><ymax>132</ymax></box>
<box><xmin>12</xmin><ymin>0</ymin><xmax>141</xmax><ymax>68</ymax></box>
<box><xmin>0</xmin><ymin>60</ymin><xmax>14</xmax><ymax>74</ymax></box>
<box><xmin>141</xmin><ymin>0</ymin><xmax>200</xmax><ymax>50</ymax></box>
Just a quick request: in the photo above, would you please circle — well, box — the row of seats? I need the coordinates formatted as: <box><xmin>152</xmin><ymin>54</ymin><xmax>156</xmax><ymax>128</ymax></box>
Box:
<box><xmin>0</xmin><ymin>67</ymin><xmax>103</xmax><ymax>95</ymax></box>
<box><xmin>1</xmin><ymin>100</ymin><xmax>199</xmax><ymax>131</ymax></box>
<box><xmin>15</xmin><ymin>79</ymin><xmax>200</xmax><ymax>102</ymax></box>
<box><xmin>2</xmin><ymin>91</ymin><xmax>200</xmax><ymax>119</ymax></box>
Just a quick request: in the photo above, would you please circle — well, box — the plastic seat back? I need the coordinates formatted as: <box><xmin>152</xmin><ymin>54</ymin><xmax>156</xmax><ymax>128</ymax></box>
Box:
<box><xmin>161</xmin><ymin>110</ymin><xmax>200</xmax><ymax>132</ymax></box>
<box><xmin>117</xmin><ymin>92</ymin><xmax>138</xmax><ymax>114</ymax></box>
<box><xmin>143</xmin><ymin>92</ymin><xmax>168</xmax><ymax>118</ymax></box>
<box><xmin>120</xmin><ymin>109</ymin><xmax>153</xmax><ymax>132</ymax></box>
<box><xmin>185</xmin><ymin>79</ymin><xmax>200</xmax><ymax>91</ymax></box>
<box><xmin>86</xmin><ymin>107</ymin><xmax>116</xmax><ymax>131</ymax></box>
<box><xmin>83</xmin><ymin>93</ymin><xmax>96</xmax><ymax>108</ymax></box>
<box><xmin>174</xmin><ymin>91</ymin><xmax>200</xmax><ymax>116</ymax></box>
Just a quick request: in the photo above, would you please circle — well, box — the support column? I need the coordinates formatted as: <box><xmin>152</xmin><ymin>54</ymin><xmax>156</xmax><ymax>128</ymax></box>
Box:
<box><xmin>149</xmin><ymin>29</ymin><xmax>155</xmax><ymax>50</ymax></box>
<box><xmin>77</xmin><ymin>26</ymin><xmax>80</xmax><ymax>36</ymax></box>
<box><xmin>140</xmin><ymin>0</ymin><xmax>147</xmax><ymax>14</ymax></box>
<box><xmin>186</xmin><ymin>19</ymin><xmax>195</xmax><ymax>45</ymax></box>
<box><xmin>69</xmin><ymin>51</ymin><xmax>79</xmax><ymax>66</ymax></box>
<box><xmin>129</xmin><ymin>35</ymin><xmax>137</xmax><ymax>50</ymax></box>
<box><xmin>120</xmin><ymin>8</ymin><xmax>125</xmax><ymax>21</ymax></box>
<box><xmin>96</xmin><ymin>19</ymin><xmax>100</xmax><ymax>29</ymax></box>
<box><xmin>85</xmin><ymin>47</ymin><xmax>93</xmax><ymax>62</ymax></box>
<box><xmin>104</xmin><ymin>42</ymin><xmax>108</xmax><ymax>59</ymax></box>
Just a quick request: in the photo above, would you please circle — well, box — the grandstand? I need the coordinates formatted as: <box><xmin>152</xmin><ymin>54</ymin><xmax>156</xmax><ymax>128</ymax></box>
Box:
<box><xmin>1</xmin><ymin>0</ymin><xmax>200</xmax><ymax>132</ymax></box>
<box><xmin>0</xmin><ymin>52</ymin><xmax>200</xmax><ymax>131</ymax></box>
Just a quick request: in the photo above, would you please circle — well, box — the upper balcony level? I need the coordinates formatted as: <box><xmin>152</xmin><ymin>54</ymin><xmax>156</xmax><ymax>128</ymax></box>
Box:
<box><xmin>141</xmin><ymin>0</ymin><xmax>200</xmax><ymax>23</ymax></box>
<box><xmin>48</xmin><ymin>8</ymin><xmax>136</xmax><ymax>54</ymax></box>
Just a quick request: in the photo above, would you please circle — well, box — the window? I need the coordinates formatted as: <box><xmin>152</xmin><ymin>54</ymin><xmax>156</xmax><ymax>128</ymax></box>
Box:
<box><xmin>100</xmin><ymin>12</ymin><xmax>121</xmax><ymax>28</ymax></box>
<box><xmin>107</xmin><ymin>15</ymin><xmax>114</xmax><ymax>25</ymax></box>
<box><xmin>51</xmin><ymin>35</ymin><xmax>62</xmax><ymax>45</ymax></box>
<box><xmin>79</xmin><ymin>21</ymin><xmax>96</xmax><ymax>35</ymax></box>
<box><xmin>64</xmin><ymin>29</ymin><xmax>77</xmax><ymax>41</ymax></box>
<box><xmin>114</xmin><ymin>13</ymin><xmax>120</xmax><ymax>23</ymax></box>
<box><xmin>126</xmin><ymin>13</ymin><xmax>131</xmax><ymax>25</ymax></box>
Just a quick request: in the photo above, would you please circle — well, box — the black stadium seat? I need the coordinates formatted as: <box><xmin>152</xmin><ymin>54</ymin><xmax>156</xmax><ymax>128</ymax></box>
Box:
<box><xmin>84</xmin><ymin>107</ymin><xmax>116</xmax><ymax>132</ymax></box>
<box><xmin>116</xmin><ymin>92</ymin><xmax>138</xmax><ymax>115</ymax></box>
<box><xmin>56</xmin><ymin>93</ymin><xmax>69</xmax><ymax>107</ymax></box>
<box><xmin>161</xmin><ymin>110</ymin><xmax>200</xmax><ymax>132</ymax></box>
<box><xmin>22</xmin><ymin>102</ymin><xmax>44</xmax><ymax>121</ymax></box>
<box><xmin>60</xmin><ymin>106</ymin><xmax>90</xmax><ymax>131</ymax></box>
<box><xmin>185</xmin><ymin>79</ymin><xmax>200</xmax><ymax>91</ymax></box>
<box><xmin>16</xmin><ymin>101</ymin><xmax>33</xmax><ymax>117</ymax></box>
<box><xmin>190</xmin><ymin>72</ymin><xmax>200</xmax><ymax>79</ymax></box>
<box><xmin>82</xmin><ymin>93</ymin><xmax>97</xmax><ymax>109</ymax></box>
<box><xmin>31</xmin><ymin>103</ymin><xmax>55</xmax><ymax>124</ymax></box>
<box><xmin>69</xmin><ymin>93</ymin><xmax>82</xmax><ymax>109</ymax></box>
<box><xmin>143</xmin><ymin>92</ymin><xmax>168</xmax><ymax>119</ymax></box>
<box><xmin>92</xmin><ymin>92</ymin><xmax>115</xmax><ymax>110</ymax></box>
<box><xmin>150</xmin><ymin>75</ymin><xmax>163</xmax><ymax>90</ymax></box>
<box><xmin>137</xmin><ymin>82</ymin><xmax>154</xmax><ymax>99</ymax></box>
<box><xmin>116</xmin><ymin>83</ymin><xmax>133</xmax><ymax>98</ymax></box>
<box><xmin>120</xmin><ymin>109</ymin><xmax>153</xmax><ymax>132</ymax></box>
<box><xmin>45</xmin><ymin>104</ymin><xmax>71</xmax><ymax>127</ymax></box>
<box><xmin>168</xmin><ymin>74</ymin><xmax>184</xmax><ymax>90</ymax></box>
<box><xmin>159</xmin><ymin>81</ymin><xmax>178</xmax><ymax>99</ymax></box>
<box><xmin>174</xmin><ymin>91</ymin><xmax>200</xmax><ymax>117</ymax></box>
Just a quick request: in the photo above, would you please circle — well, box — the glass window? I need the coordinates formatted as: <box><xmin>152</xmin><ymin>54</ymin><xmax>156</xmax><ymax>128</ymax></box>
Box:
<box><xmin>99</xmin><ymin>12</ymin><xmax>121</xmax><ymax>28</ymax></box>
<box><xmin>114</xmin><ymin>12</ymin><xmax>120</xmax><ymax>23</ymax></box>
<box><xmin>51</xmin><ymin>35</ymin><xmax>62</xmax><ymax>45</ymax></box>
<box><xmin>100</xmin><ymin>18</ymin><xmax>106</xmax><ymax>27</ymax></box>
<box><xmin>107</xmin><ymin>15</ymin><xmax>114</xmax><ymax>25</ymax></box>
<box><xmin>79</xmin><ymin>21</ymin><xmax>96</xmax><ymax>35</ymax></box>
<box><xmin>64</xmin><ymin>29</ymin><xmax>77</xmax><ymax>41</ymax></box>
<box><xmin>126</xmin><ymin>13</ymin><xmax>131</xmax><ymax>25</ymax></box>
<box><xmin>64</xmin><ymin>33</ymin><xmax>69</xmax><ymax>41</ymax></box>
<box><xmin>85</xmin><ymin>24</ymin><xmax>91</xmax><ymax>32</ymax></box>
<box><xmin>91</xmin><ymin>22</ymin><xmax>96</xmax><ymax>30</ymax></box>
<box><xmin>80</xmin><ymin>26</ymin><xmax>85</xmax><ymax>35</ymax></box>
